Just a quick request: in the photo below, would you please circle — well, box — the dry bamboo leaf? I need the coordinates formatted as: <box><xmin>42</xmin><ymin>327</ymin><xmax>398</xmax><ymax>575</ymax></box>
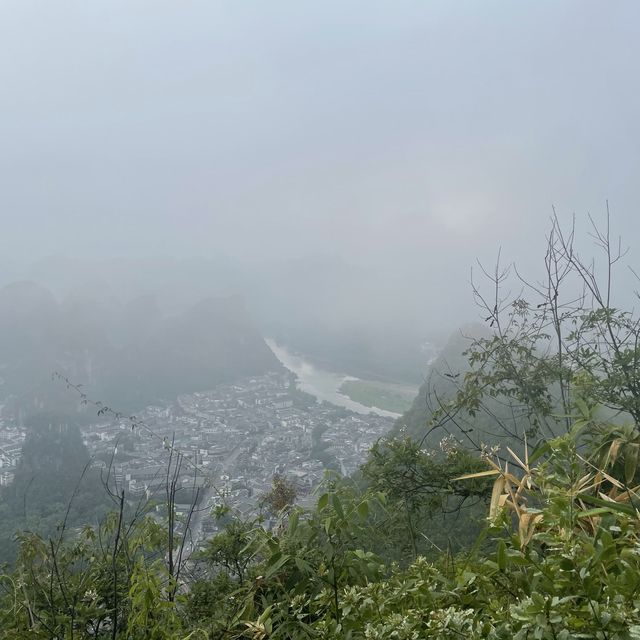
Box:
<box><xmin>490</xmin><ymin>476</ymin><xmax>506</xmax><ymax>519</ymax></box>
<box><xmin>505</xmin><ymin>478</ymin><xmax>522</xmax><ymax>517</ymax></box>
<box><xmin>594</xmin><ymin>471</ymin><xmax>603</xmax><ymax>488</ymax></box>
<box><xmin>453</xmin><ymin>469</ymin><xmax>500</xmax><ymax>481</ymax></box>
<box><xmin>614</xmin><ymin>491</ymin><xmax>637</xmax><ymax>502</ymax></box>
<box><xmin>578</xmin><ymin>453</ymin><xmax>623</xmax><ymax>488</ymax></box>
<box><xmin>519</xmin><ymin>511</ymin><xmax>543</xmax><ymax>548</ymax></box>
<box><xmin>515</xmin><ymin>474</ymin><xmax>530</xmax><ymax>499</ymax></box>
<box><xmin>600</xmin><ymin>469</ymin><xmax>623</xmax><ymax>489</ymax></box>
<box><xmin>575</xmin><ymin>473</ymin><xmax>593</xmax><ymax>491</ymax></box>
<box><xmin>609</xmin><ymin>439</ymin><xmax>622</xmax><ymax>466</ymax></box>
<box><xmin>507</xmin><ymin>446</ymin><xmax>527</xmax><ymax>471</ymax></box>
<box><xmin>504</xmin><ymin>472</ymin><xmax>522</xmax><ymax>485</ymax></box>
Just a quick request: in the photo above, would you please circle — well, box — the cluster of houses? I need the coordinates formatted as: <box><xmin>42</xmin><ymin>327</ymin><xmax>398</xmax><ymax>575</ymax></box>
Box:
<box><xmin>0</xmin><ymin>411</ymin><xmax>24</xmax><ymax>487</ymax></box>
<box><xmin>0</xmin><ymin>371</ymin><xmax>395</xmax><ymax>550</ymax></box>
<box><xmin>80</xmin><ymin>371</ymin><xmax>394</xmax><ymax>545</ymax></box>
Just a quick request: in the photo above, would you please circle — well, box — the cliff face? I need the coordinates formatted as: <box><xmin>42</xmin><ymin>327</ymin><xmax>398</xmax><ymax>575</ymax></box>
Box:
<box><xmin>0</xmin><ymin>282</ymin><xmax>280</xmax><ymax>415</ymax></box>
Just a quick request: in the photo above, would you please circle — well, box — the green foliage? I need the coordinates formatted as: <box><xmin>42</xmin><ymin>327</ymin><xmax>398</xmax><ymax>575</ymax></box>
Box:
<box><xmin>228</xmin><ymin>430</ymin><xmax>640</xmax><ymax>639</ymax></box>
<box><xmin>0</xmin><ymin>513</ymin><xmax>189</xmax><ymax>639</ymax></box>
<box><xmin>259</xmin><ymin>474</ymin><xmax>298</xmax><ymax>517</ymax></box>
<box><xmin>5</xmin><ymin>419</ymin><xmax>640</xmax><ymax>638</ymax></box>
<box><xmin>198</xmin><ymin>517</ymin><xmax>259</xmax><ymax>586</ymax></box>
<box><xmin>362</xmin><ymin>437</ymin><xmax>491</xmax><ymax>559</ymax></box>
<box><xmin>126</xmin><ymin>559</ymin><xmax>184</xmax><ymax>640</ymax></box>
<box><xmin>0</xmin><ymin>413</ymin><xmax>108</xmax><ymax>565</ymax></box>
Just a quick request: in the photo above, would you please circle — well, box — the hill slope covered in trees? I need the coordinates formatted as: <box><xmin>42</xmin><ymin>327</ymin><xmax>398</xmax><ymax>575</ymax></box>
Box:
<box><xmin>0</xmin><ymin>282</ymin><xmax>280</xmax><ymax>415</ymax></box>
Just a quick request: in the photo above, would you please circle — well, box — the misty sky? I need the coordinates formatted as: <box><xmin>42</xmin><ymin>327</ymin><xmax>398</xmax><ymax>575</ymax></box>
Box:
<box><xmin>2</xmin><ymin>1</ymin><xmax>640</xmax><ymax>327</ymax></box>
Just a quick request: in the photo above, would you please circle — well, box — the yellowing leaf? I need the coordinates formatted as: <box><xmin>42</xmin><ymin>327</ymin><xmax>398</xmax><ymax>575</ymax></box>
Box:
<box><xmin>453</xmin><ymin>469</ymin><xmax>500</xmax><ymax>481</ymax></box>
<box><xmin>518</xmin><ymin>511</ymin><xmax>543</xmax><ymax>548</ymax></box>
<box><xmin>490</xmin><ymin>476</ymin><xmax>506</xmax><ymax>520</ymax></box>
<box><xmin>625</xmin><ymin>443</ymin><xmax>640</xmax><ymax>484</ymax></box>
<box><xmin>506</xmin><ymin>446</ymin><xmax>527</xmax><ymax>471</ymax></box>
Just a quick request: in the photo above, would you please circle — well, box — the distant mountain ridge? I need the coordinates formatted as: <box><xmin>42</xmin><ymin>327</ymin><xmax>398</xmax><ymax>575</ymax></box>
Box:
<box><xmin>0</xmin><ymin>281</ymin><xmax>281</xmax><ymax>416</ymax></box>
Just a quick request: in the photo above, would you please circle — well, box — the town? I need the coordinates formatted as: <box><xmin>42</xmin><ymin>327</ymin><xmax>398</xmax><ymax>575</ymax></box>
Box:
<box><xmin>80</xmin><ymin>371</ymin><xmax>395</xmax><ymax>548</ymax></box>
<box><xmin>0</xmin><ymin>416</ymin><xmax>24</xmax><ymax>487</ymax></box>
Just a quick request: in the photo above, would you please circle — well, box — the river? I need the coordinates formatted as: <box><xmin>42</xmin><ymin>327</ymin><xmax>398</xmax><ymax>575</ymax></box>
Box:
<box><xmin>265</xmin><ymin>339</ymin><xmax>402</xmax><ymax>419</ymax></box>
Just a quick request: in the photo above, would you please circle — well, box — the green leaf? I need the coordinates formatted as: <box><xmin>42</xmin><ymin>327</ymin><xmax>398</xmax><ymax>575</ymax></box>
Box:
<box><xmin>324</xmin><ymin>517</ymin><xmax>333</xmax><ymax>535</ymax></box>
<box><xmin>577</xmin><ymin>493</ymin><xmax>635</xmax><ymax>515</ymax></box>
<box><xmin>265</xmin><ymin>553</ymin><xmax>290</xmax><ymax>578</ymax></box>
<box><xmin>331</xmin><ymin>494</ymin><xmax>344</xmax><ymax>519</ymax></box>
<box><xmin>294</xmin><ymin>556</ymin><xmax>311</xmax><ymax>574</ymax></box>
<box><xmin>625</xmin><ymin>443</ymin><xmax>639</xmax><ymax>484</ymax></box>
<box><xmin>289</xmin><ymin>510</ymin><xmax>299</xmax><ymax>535</ymax></box>
<box><xmin>497</xmin><ymin>540</ymin><xmax>507</xmax><ymax>572</ymax></box>
<box><xmin>529</xmin><ymin>441</ymin><xmax>551</xmax><ymax>465</ymax></box>
<box><xmin>578</xmin><ymin>507</ymin><xmax>615</xmax><ymax>518</ymax></box>
<box><xmin>357</xmin><ymin>500</ymin><xmax>369</xmax><ymax>520</ymax></box>
<box><xmin>575</xmin><ymin>397</ymin><xmax>589</xmax><ymax>417</ymax></box>
<box><xmin>258</xmin><ymin>605</ymin><xmax>273</xmax><ymax>624</ymax></box>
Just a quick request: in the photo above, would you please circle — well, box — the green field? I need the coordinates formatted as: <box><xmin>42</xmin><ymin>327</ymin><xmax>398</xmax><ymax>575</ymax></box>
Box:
<box><xmin>339</xmin><ymin>379</ymin><xmax>416</xmax><ymax>414</ymax></box>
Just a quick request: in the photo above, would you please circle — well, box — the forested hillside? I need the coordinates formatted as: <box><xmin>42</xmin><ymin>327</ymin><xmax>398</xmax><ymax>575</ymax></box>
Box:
<box><xmin>0</xmin><ymin>283</ymin><xmax>280</xmax><ymax>415</ymax></box>
<box><xmin>0</xmin><ymin>413</ymin><xmax>106</xmax><ymax>564</ymax></box>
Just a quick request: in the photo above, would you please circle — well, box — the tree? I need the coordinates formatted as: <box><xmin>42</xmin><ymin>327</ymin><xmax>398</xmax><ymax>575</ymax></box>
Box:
<box><xmin>199</xmin><ymin>517</ymin><xmax>258</xmax><ymax>586</ymax></box>
<box><xmin>260</xmin><ymin>474</ymin><xmax>298</xmax><ymax>516</ymax></box>
<box><xmin>0</xmin><ymin>413</ymin><xmax>107</xmax><ymax>565</ymax></box>
<box><xmin>362</xmin><ymin>437</ymin><xmax>491</xmax><ymax>559</ymax></box>
<box><xmin>422</xmin><ymin>212</ymin><xmax>640</xmax><ymax>457</ymax></box>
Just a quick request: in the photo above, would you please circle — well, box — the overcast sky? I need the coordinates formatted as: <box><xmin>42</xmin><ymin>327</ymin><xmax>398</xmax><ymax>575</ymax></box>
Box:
<box><xmin>1</xmin><ymin>1</ymin><xmax>640</xmax><ymax>322</ymax></box>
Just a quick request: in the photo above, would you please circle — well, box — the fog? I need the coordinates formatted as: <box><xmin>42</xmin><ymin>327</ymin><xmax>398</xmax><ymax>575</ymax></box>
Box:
<box><xmin>2</xmin><ymin>1</ymin><xmax>640</xmax><ymax>380</ymax></box>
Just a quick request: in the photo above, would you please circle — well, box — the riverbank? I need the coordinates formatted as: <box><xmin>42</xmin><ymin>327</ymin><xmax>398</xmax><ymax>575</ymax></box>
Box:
<box><xmin>266</xmin><ymin>339</ymin><xmax>417</xmax><ymax>419</ymax></box>
<box><xmin>338</xmin><ymin>379</ymin><xmax>416</xmax><ymax>414</ymax></box>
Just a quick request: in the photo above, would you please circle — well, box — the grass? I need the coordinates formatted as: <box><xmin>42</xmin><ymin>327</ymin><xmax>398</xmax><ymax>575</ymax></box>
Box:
<box><xmin>339</xmin><ymin>379</ymin><xmax>416</xmax><ymax>414</ymax></box>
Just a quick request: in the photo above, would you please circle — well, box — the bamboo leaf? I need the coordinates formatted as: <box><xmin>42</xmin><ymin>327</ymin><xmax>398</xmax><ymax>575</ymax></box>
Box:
<box><xmin>454</xmin><ymin>469</ymin><xmax>500</xmax><ymax>481</ymax></box>
<box><xmin>625</xmin><ymin>443</ymin><xmax>640</xmax><ymax>484</ymax></box>
<box><xmin>578</xmin><ymin>493</ymin><xmax>635</xmax><ymax>515</ymax></box>
<box><xmin>331</xmin><ymin>494</ymin><xmax>344</xmax><ymax>519</ymax></box>
<box><xmin>497</xmin><ymin>540</ymin><xmax>507</xmax><ymax>571</ymax></box>
<box><xmin>609</xmin><ymin>439</ymin><xmax>622</xmax><ymax>466</ymax></box>
<box><xmin>264</xmin><ymin>554</ymin><xmax>290</xmax><ymax>579</ymax></box>
<box><xmin>518</xmin><ymin>512</ymin><xmax>543</xmax><ymax>548</ymax></box>
<box><xmin>529</xmin><ymin>441</ymin><xmax>551</xmax><ymax>465</ymax></box>
<box><xmin>506</xmin><ymin>446</ymin><xmax>527</xmax><ymax>471</ymax></box>
<box><xmin>489</xmin><ymin>476</ymin><xmax>506</xmax><ymax>519</ymax></box>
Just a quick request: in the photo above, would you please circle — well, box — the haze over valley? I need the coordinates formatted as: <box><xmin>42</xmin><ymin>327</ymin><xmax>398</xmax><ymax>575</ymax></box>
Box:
<box><xmin>2</xmin><ymin>3</ymin><xmax>640</xmax><ymax>637</ymax></box>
